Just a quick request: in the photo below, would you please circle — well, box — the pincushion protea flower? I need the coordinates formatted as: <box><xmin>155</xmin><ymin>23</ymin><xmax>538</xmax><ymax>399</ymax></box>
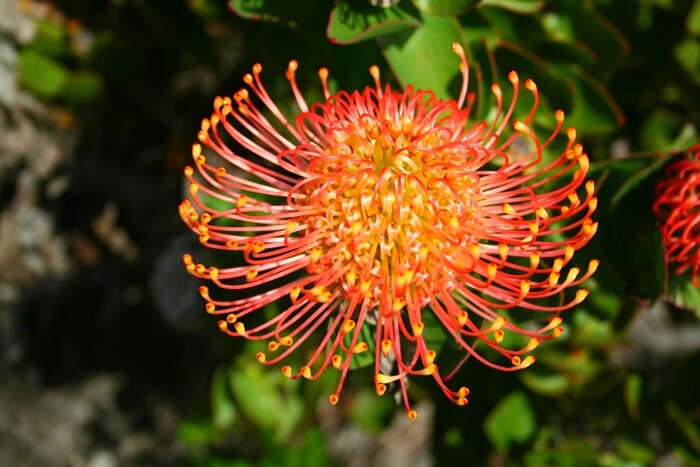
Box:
<box><xmin>653</xmin><ymin>144</ymin><xmax>700</xmax><ymax>287</ymax></box>
<box><xmin>180</xmin><ymin>43</ymin><xmax>598</xmax><ymax>419</ymax></box>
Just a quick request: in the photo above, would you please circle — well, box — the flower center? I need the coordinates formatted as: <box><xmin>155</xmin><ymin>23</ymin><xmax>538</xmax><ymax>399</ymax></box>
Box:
<box><xmin>294</xmin><ymin>89</ymin><xmax>484</xmax><ymax>313</ymax></box>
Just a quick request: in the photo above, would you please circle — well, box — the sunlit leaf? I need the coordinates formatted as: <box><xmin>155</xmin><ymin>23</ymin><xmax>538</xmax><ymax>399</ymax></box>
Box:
<box><xmin>18</xmin><ymin>49</ymin><xmax>69</xmax><ymax>98</ymax></box>
<box><xmin>327</xmin><ymin>0</ymin><xmax>421</xmax><ymax>44</ymax></box>
<box><xmin>381</xmin><ymin>14</ymin><xmax>464</xmax><ymax>99</ymax></box>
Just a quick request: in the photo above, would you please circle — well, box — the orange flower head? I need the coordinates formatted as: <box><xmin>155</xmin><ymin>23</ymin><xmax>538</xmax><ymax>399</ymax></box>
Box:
<box><xmin>180</xmin><ymin>44</ymin><xmax>598</xmax><ymax>418</ymax></box>
<box><xmin>654</xmin><ymin>144</ymin><xmax>700</xmax><ymax>287</ymax></box>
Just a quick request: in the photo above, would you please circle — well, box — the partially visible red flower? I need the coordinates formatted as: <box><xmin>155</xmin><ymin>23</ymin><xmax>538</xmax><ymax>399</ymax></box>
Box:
<box><xmin>180</xmin><ymin>43</ymin><xmax>598</xmax><ymax>418</ymax></box>
<box><xmin>654</xmin><ymin>144</ymin><xmax>700</xmax><ymax>287</ymax></box>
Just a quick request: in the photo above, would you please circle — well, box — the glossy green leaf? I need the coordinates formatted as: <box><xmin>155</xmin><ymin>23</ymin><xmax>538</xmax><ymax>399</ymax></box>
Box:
<box><xmin>484</xmin><ymin>390</ymin><xmax>536</xmax><ymax>452</ymax></box>
<box><xmin>327</xmin><ymin>0</ymin><xmax>421</xmax><ymax>44</ymax></box>
<box><xmin>479</xmin><ymin>0</ymin><xmax>543</xmax><ymax>14</ymax></box>
<box><xmin>18</xmin><ymin>49</ymin><xmax>69</xmax><ymax>98</ymax></box>
<box><xmin>411</xmin><ymin>0</ymin><xmax>481</xmax><ymax>16</ymax></box>
<box><xmin>381</xmin><ymin>14</ymin><xmax>464</xmax><ymax>99</ymax></box>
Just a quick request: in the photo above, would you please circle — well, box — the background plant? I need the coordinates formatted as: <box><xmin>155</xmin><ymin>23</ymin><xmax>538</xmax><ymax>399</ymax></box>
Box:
<box><xmin>1</xmin><ymin>0</ymin><xmax>699</xmax><ymax>466</ymax></box>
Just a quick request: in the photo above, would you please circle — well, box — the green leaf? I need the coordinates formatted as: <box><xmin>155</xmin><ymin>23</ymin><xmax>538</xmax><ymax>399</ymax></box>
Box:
<box><xmin>640</xmin><ymin>110</ymin><xmax>684</xmax><ymax>152</ymax></box>
<box><xmin>688</xmin><ymin>0</ymin><xmax>700</xmax><ymax>36</ymax></box>
<box><xmin>18</xmin><ymin>49</ymin><xmax>69</xmax><ymax>98</ymax></box>
<box><xmin>571</xmin><ymin>310</ymin><xmax>618</xmax><ymax>347</ymax></box>
<box><xmin>347</xmin><ymin>322</ymin><xmax>375</xmax><ymax>369</ymax></box>
<box><xmin>494</xmin><ymin>44</ymin><xmax>624</xmax><ymax>134</ymax></box>
<box><xmin>59</xmin><ymin>72</ymin><xmax>102</xmax><ymax>104</ymax></box>
<box><xmin>525</xmin><ymin>440</ymin><xmax>599</xmax><ymax>467</ymax></box>
<box><xmin>228</xmin><ymin>356</ymin><xmax>303</xmax><ymax>442</ymax></box>
<box><xmin>610</xmin><ymin>152</ymin><xmax>668</xmax><ymax>208</ymax></box>
<box><xmin>569</xmin><ymin>9</ymin><xmax>628</xmax><ymax>74</ymax></box>
<box><xmin>666</xmin><ymin>273</ymin><xmax>700</xmax><ymax>316</ymax></box>
<box><xmin>229</xmin><ymin>0</ymin><xmax>330</xmax><ymax>39</ymax></box>
<box><xmin>484</xmin><ymin>390</ymin><xmax>536</xmax><ymax>452</ymax></box>
<box><xmin>667</xmin><ymin>400</ymin><xmax>700</xmax><ymax>454</ymax></box>
<box><xmin>411</xmin><ymin>0</ymin><xmax>481</xmax><ymax>17</ymax></box>
<box><xmin>586</xmin><ymin>156</ymin><xmax>667</xmax><ymax>300</ymax></box>
<box><xmin>560</xmin><ymin>67</ymin><xmax>625</xmax><ymax>134</ymax></box>
<box><xmin>675</xmin><ymin>39</ymin><xmax>700</xmax><ymax>85</ymax></box>
<box><xmin>624</xmin><ymin>374</ymin><xmax>642</xmax><ymax>420</ymax></box>
<box><xmin>479</xmin><ymin>0</ymin><xmax>544</xmax><ymax>14</ymax></box>
<box><xmin>616</xmin><ymin>439</ymin><xmax>655</xmax><ymax>465</ymax></box>
<box><xmin>211</xmin><ymin>367</ymin><xmax>237</xmax><ymax>430</ymax></box>
<box><xmin>327</xmin><ymin>0</ymin><xmax>421</xmax><ymax>44</ymax></box>
<box><xmin>519</xmin><ymin>372</ymin><xmax>569</xmax><ymax>396</ymax></box>
<box><xmin>422</xmin><ymin>308</ymin><xmax>447</xmax><ymax>351</ymax></box>
<box><xmin>30</xmin><ymin>20</ymin><xmax>69</xmax><ymax>59</ymax></box>
<box><xmin>381</xmin><ymin>14</ymin><xmax>464</xmax><ymax>99</ymax></box>
<box><xmin>348</xmin><ymin>389</ymin><xmax>394</xmax><ymax>432</ymax></box>
<box><xmin>177</xmin><ymin>419</ymin><xmax>217</xmax><ymax>445</ymax></box>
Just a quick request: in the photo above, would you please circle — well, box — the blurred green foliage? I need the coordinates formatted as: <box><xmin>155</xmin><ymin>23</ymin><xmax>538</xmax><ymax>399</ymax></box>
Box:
<box><xmin>18</xmin><ymin>0</ymin><xmax>700</xmax><ymax>465</ymax></box>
